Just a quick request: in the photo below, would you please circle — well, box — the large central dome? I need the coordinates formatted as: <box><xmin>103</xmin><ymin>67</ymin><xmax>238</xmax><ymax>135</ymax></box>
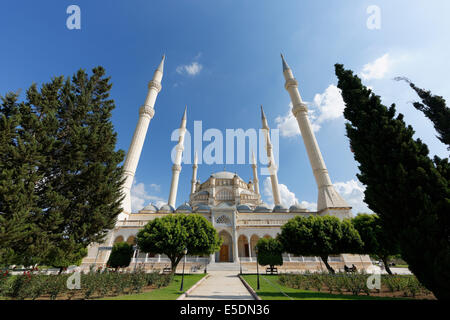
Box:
<box><xmin>211</xmin><ymin>171</ymin><xmax>241</xmax><ymax>180</ymax></box>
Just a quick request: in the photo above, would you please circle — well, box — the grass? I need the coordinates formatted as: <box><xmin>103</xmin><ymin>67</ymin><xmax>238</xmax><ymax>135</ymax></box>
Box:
<box><xmin>241</xmin><ymin>274</ymin><xmax>409</xmax><ymax>300</ymax></box>
<box><xmin>100</xmin><ymin>273</ymin><xmax>206</xmax><ymax>300</ymax></box>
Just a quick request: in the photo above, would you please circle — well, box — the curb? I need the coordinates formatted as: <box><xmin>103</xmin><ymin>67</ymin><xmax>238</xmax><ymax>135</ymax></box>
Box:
<box><xmin>177</xmin><ymin>274</ymin><xmax>210</xmax><ymax>300</ymax></box>
<box><xmin>238</xmin><ymin>274</ymin><xmax>261</xmax><ymax>300</ymax></box>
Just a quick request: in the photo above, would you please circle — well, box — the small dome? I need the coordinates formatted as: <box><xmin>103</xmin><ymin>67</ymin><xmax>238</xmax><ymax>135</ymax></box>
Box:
<box><xmin>176</xmin><ymin>202</ymin><xmax>192</xmax><ymax>213</ymax></box>
<box><xmin>237</xmin><ymin>204</ymin><xmax>252</xmax><ymax>212</ymax></box>
<box><xmin>254</xmin><ymin>203</ymin><xmax>272</xmax><ymax>212</ymax></box>
<box><xmin>289</xmin><ymin>203</ymin><xmax>307</xmax><ymax>213</ymax></box>
<box><xmin>139</xmin><ymin>203</ymin><xmax>159</xmax><ymax>213</ymax></box>
<box><xmin>158</xmin><ymin>204</ymin><xmax>175</xmax><ymax>213</ymax></box>
<box><xmin>195</xmin><ymin>204</ymin><xmax>211</xmax><ymax>212</ymax></box>
<box><xmin>273</xmin><ymin>204</ymin><xmax>289</xmax><ymax>213</ymax></box>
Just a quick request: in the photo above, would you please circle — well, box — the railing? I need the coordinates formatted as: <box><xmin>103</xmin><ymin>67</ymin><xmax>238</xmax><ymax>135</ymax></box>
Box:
<box><xmin>115</xmin><ymin>220</ymin><xmax>147</xmax><ymax>227</ymax></box>
<box><xmin>237</xmin><ymin>219</ymin><xmax>289</xmax><ymax>226</ymax></box>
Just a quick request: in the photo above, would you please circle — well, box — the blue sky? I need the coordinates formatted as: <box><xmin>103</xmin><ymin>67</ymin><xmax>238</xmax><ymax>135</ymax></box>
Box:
<box><xmin>1</xmin><ymin>1</ymin><xmax>449</xmax><ymax>213</ymax></box>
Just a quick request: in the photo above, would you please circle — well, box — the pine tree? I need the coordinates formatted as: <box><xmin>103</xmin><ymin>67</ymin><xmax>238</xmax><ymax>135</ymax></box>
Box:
<box><xmin>0</xmin><ymin>93</ymin><xmax>43</xmax><ymax>266</ymax></box>
<box><xmin>335</xmin><ymin>64</ymin><xmax>450</xmax><ymax>299</ymax></box>
<box><xmin>0</xmin><ymin>67</ymin><xmax>125</xmax><ymax>269</ymax></box>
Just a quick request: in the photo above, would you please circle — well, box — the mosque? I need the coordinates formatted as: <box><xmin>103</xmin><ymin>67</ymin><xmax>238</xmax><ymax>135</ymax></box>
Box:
<box><xmin>80</xmin><ymin>55</ymin><xmax>372</xmax><ymax>272</ymax></box>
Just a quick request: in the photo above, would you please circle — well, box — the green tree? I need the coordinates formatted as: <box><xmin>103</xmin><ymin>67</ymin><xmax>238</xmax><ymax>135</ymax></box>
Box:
<box><xmin>351</xmin><ymin>213</ymin><xmax>399</xmax><ymax>274</ymax></box>
<box><xmin>395</xmin><ymin>77</ymin><xmax>450</xmax><ymax>148</ymax></box>
<box><xmin>255</xmin><ymin>238</ymin><xmax>283</xmax><ymax>274</ymax></box>
<box><xmin>335</xmin><ymin>64</ymin><xmax>450</xmax><ymax>299</ymax></box>
<box><xmin>279</xmin><ymin>215</ymin><xmax>363</xmax><ymax>274</ymax></box>
<box><xmin>107</xmin><ymin>242</ymin><xmax>134</xmax><ymax>270</ymax></box>
<box><xmin>137</xmin><ymin>214</ymin><xmax>221</xmax><ymax>273</ymax></box>
<box><xmin>0</xmin><ymin>67</ymin><xmax>125</xmax><ymax>269</ymax></box>
<box><xmin>0</xmin><ymin>92</ymin><xmax>44</xmax><ymax>267</ymax></box>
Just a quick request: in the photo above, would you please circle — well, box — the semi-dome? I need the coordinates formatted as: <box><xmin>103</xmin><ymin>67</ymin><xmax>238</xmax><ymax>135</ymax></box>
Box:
<box><xmin>272</xmin><ymin>204</ymin><xmax>289</xmax><ymax>213</ymax></box>
<box><xmin>194</xmin><ymin>204</ymin><xmax>211</xmax><ymax>212</ymax></box>
<box><xmin>254</xmin><ymin>203</ymin><xmax>272</xmax><ymax>212</ymax></box>
<box><xmin>158</xmin><ymin>204</ymin><xmax>175</xmax><ymax>213</ymax></box>
<box><xmin>139</xmin><ymin>203</ymin><xmax>159</xmax><ymax>213</ymax></box>
<box><xmin>237</xmin><ymin>204</ymin><xmax>253</xmax><ymax>212</ymax></box>
<box><xmin>176</xmin><ymin>202</ymin><xmax>192</xmax><ymax>213</ymax></box>
<box><xmin>289</xmin><ymin>203</ymin><xmax>307</xmax><ymax>213</ymax></box>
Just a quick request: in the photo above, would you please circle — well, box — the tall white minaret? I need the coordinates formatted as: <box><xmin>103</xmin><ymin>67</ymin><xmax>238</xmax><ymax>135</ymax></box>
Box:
<box><xmin>260</xmin><ymin>105</ymin><xmax>281</xmax><ymax>206</ymax></box>
<box><xmin>168</xmin><ymin>106</ymin><xmax>187</xmax><ymax>208</ymax></box>
<box><xmin>190</xmin><ymin>151</ymin><xmax>198</xmax><ymax>195</ymax></box>
<box><xmin>281</xmin><ymin>54</ymin><xmax>350</xmax><ymax>216</ymax></box>
<box><xmin>121</xmin><ymin>55</ymin><xmax>165</xmax><ymax>215</ymax></box>
<box><xmin>251</xmin><ymin>150</ymin><xmax>260</xmax><ymax>195</ymax></box>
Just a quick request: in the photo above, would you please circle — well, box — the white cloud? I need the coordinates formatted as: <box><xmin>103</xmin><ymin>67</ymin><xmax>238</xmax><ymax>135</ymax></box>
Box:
<box><xmin>314</xmin><ymin>85</ymin><xmax>346</xmax><ymax>123</ymax></box>
<box><xmin>275</xmin><ymin>103</ymin><xmax>301</xmax><ymax>137</ymax></box>
<box><xmin>360</xmin><ymin>53</ymin><xmax>391</xmax><ymax>81</ymax></box>
<box><xmin>130</xmin><ymin>180</ymin><xmax>166</xmax><ymax>212</ymax></box>
<box><xmin>333</xmin><ymin>179</ymin><xmax>372</xmax><ymax>214</ymax></box>
<box><xmin>299</xmin><ymin>200</ymin><xmax>317</xmax><ymax>211</ymax></box>
<box><xmin>262</xmin><ymin>177</ymin><xmax>315</xmax><ymax>210</ymax></box>
<box><xmin>276</xmin><ymin>85</ymin><xmax>345</xmax><ymax>137</ymax></box>
<box><xmin>262</xmin><ymin>177</ymin><xmax>370</xmax><ymax>214</ymax></box>
<box><xmin>176</xmin><ymin>61</ymin><xmax>203</xmax><ymax>76</ymax></box>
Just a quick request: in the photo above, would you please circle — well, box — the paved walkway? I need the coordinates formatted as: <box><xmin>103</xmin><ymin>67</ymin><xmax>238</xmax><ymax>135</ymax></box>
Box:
<box><xmin>184</xmin><ymin>271</ymin><xmax>254</xmax><ymax>300</ymax></box>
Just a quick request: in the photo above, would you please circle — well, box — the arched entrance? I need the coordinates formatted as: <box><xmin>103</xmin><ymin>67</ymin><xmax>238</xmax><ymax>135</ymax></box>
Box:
<box><xmin>250</xmin><ymin>235</ymin><xmax>260</xmax><ymax>257</ymax></box>
<box><xmin>238</xmin><ymin>235</ymin><xmax>250</xmax><ymax>258</ymax></box>
<box><xmin>217</xmin><ymin>230</ymin><xmax>232</xmax><ymax>262</ymax></box>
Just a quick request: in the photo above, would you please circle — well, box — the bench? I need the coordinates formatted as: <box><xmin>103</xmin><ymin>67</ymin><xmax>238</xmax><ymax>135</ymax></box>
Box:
<box><xmin>162</xmin><ymin>267</ymin><xmax>172</xmax><ymax>274</ymax></box>
<box><xmin>265</xmin><ymin>267</ymin><xmax>278</xmax><ymax>274</ymax></box>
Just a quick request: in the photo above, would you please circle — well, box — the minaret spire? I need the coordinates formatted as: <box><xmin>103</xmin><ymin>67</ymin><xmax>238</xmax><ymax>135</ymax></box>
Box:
<box><xmin>121</xmin><ymin>55</ymin><xmax>165</xmax><ymax>216</ymax></box>
<box><xmin>190</xmin><ymin>151</ymin><xmax>198</xmax><ymax>195</ymax></box>
<box><xmin>260</xmin><ymin>105</ymin><xmax>281</xmax><ymax>206</ymax></box>
<box><xmin>281</xmin><ymin>54</ymin><xmax>351</xmax><ymax>217</ymax></box>
<box><xmin>251</xmin><ymin>150</ymin><xmax>260</xmax><ymax>196</ymax></box>
<box><xmin>168</xmin><ymin>107</ymin><xmax>188</xmax><ymax>208</ymax></box>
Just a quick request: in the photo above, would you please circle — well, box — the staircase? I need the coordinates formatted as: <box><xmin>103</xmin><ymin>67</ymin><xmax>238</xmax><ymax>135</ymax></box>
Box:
<box><xmin>206</xmin><ymin>262</ymin><xmax>248</xmax><ymax>272</ymax></box>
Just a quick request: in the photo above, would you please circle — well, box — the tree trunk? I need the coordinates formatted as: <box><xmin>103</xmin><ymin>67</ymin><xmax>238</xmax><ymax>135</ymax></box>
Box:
<box><xmin>321</xmin><ymin>256</ymin><xmax>335</xmax><ymax>274</ymax></box>
<box><xmin>382</xmin><ymin>256</ymin><xmax>392</xmax><ymax>275</ymax></box>
<box><xmin>169</xmin><ymin>256</ymin><xmax>182</xmax><ymax>274</ymax></box>
<box><xmin>58</xmin><ymin>267</ymin><xmax>63</xmax><ymax>275</ymax></box>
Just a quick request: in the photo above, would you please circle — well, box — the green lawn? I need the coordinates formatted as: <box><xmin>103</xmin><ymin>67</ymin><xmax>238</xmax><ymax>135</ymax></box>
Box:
<box><xmin>241</xmin><ymin>274</ymin><xmax>408</xmax><ymax>300</ymax></box>
<box><xmin>101</xmin><ymin>273</ymin><xmax>206</xmax><ymax>300</ymax></box>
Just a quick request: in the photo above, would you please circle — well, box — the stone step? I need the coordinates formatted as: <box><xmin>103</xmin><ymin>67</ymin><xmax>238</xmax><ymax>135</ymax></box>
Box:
<box><xmin>206</xmin><ymin>262</ymin><xmax>247</xmax><ymax>271</ymax></box>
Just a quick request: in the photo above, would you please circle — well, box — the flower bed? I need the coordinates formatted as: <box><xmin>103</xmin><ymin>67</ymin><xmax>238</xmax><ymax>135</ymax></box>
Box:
<box><xmin>278</xmin><ymin>272</ymin><xmax>434</xmax><ymax>299</ymax></box>
<box><xmin>0</xmin><ymin>268</ymin><xmax>173</xmax><ymax>300</ymax></box>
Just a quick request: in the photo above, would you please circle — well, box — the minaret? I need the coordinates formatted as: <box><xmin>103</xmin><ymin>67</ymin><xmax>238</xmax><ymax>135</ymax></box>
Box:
<box><xmin>260</xmin><ymin>105</ymin><xmax>281</xmax><ymax>206</ymax></box>
<box><xmin>121</xmin><ymin>55</ymin><xmax>165</xmax><ymax>214</ymax></box>
<box><xmin>190</xmin><ymin>151</ymin><xmax>198</xmax><ymax>195</ymax></box>
<box><xmin>168</xmin><ymin>106</ymin><xmax>187</xmax><ymax>208</ymax></box>
<box><xmin>251</xmin><ymin>150</ymin><xmax>260</xmax><ymax>195</ymax></box>
<box><xmin>281</xmin><ymin>54</ymin><xmax>350</xmax><ymax>216</ymax></box>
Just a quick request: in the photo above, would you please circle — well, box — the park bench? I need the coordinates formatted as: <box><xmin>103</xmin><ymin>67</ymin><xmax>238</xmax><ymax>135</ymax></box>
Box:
<box><xmin>344</xmin><ymin>264</ymin><xmax>357</xmax><ymax>273</ymax></box>
<box><xmin>162</xmin><ymin>267</ymin><xmax>172</xmax><ymax>274</ymax></box>
<box><xmin>265</xmin><ymin>267</ymin><xmax>278</xmax><ymax>274</ymax></box>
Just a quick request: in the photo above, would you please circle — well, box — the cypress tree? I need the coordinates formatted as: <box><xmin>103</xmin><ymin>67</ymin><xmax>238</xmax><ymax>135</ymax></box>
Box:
<box><xmin>335</xmin><ymin>64</ymin><xmax>450</xmax><ymax>299</ymax></box>
<box><xmin>394</xmin><ymin>77</ymin><xmax>450</xmax><ymax>149</ymax></box>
